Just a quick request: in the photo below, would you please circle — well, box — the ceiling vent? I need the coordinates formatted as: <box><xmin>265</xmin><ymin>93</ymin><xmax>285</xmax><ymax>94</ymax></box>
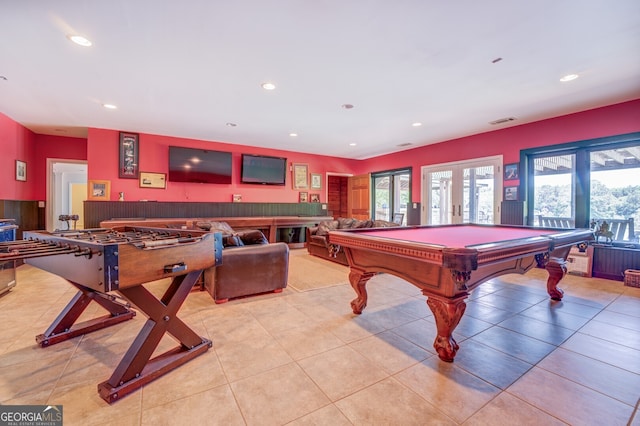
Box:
<box><xmin>397</xmin><ymin>143</ymin><xmax>413</xmax><ymax>147</ymax></box>
<box><xmin>489</xmin><ymin>117</ymin><xmax>517</xmax><ymax>125</ymax></box>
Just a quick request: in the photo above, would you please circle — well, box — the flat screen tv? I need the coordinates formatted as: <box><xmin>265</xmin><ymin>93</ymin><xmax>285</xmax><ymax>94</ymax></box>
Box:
<box><xmin>168</xmin><ymin>146</ymin><xmax>232</xmax><ymax>184</ymax></box>
<box><xmin>241</xmin><ymin>154</ymin><xmax>287</xmax><ymax>185</ymax></box>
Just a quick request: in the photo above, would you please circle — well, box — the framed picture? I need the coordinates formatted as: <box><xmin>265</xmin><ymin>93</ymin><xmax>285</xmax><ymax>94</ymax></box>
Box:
<box><xmin>139</xmin><ymin>172</ymin><xmax>166</xmax><ymax>189</ymax></box>
<box><xmin>119</xmin><ymin>132</ymin><xmax>139</xmax><ymax>179</ymax></box>
<box><xmin>15</xmin><ymin>160</ymin><xmax>26</xmax><ymax>181</ymax></box>
<box><xmin>504</xmin><ymin>186</ymin><xmax>518</xmax><ymax>201</ymax></box>
<box><xmin>292</xmin><ymin>163</ymin><xmax>309</xmax><ymax>189</ymax></box>
<box><xmin>310</xmin><ymin>173</ymin><xmax>322</xmax><ymax>189</ymax></box>
<box><xmin>310</xmin><ymin>193</ymin><xmax>320</xmax><ymax>203</ymax></box>
<box><xmin>393</xmin><ymin>212</ymin><xmax>404</xmax><ymax>224</ymax></box>
<box><xmin>88</xmin><ymin>180</ymin><xmax>111</xmax><ymax>201</ymax></box>
<box><xmin>299</xmin><ymin>192</ymin><xmax>308</xmax><ymax>202</ymax></box>
<box><xmin>504</xmin><ymin>163</ymin><xmax>519</xmax><ymax>180</ymax></box>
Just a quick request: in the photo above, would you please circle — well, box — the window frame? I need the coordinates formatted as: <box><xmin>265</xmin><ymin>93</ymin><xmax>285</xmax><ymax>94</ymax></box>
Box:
<box><xmin>521</xmin><ymin>132</ymin><xmax>640</xmax><ymax>228</ymax></box>
<box><xmin>371</xmin><ymin>167</ymin><xmax>412</xmax><ymax>224</ymax></box>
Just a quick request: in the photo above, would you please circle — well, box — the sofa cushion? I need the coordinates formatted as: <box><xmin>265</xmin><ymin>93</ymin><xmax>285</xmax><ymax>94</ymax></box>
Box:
<box><xmin>223</xmin><ymin>234</ymin><xmax>245</xmax><ymax>247</ymax></box>
<box><xmin>195</xmin><ymin>221</ymin><xmax>235</xmax><ymax>234</ymax></box>
<box><xmin>316</xmin><ymin>220</ymin><xmax>339</xmax><ymax>236</ymax></box>
<box><xmin>195</xmin><ymin>221</ymin><xmax>256</xmax><ymax>248</ymax></box>
<box><xmin>373</xmin><ymin>219</ymin><xmax>400</xmax><ymax>228</ymax></box>
<box><xmin>337</xmin><ymin>218</ymin><xmax>357</xmax><ymax>229</ymax></box>
<box><xmin>238</xmin><ymin>229</ymin><xmax>269</xmax><ymax>245</ymax></box>
<box><xmin>353</xmin><ymin>219</ymin><xmax>374</xmax><ymax>228</ymax></box>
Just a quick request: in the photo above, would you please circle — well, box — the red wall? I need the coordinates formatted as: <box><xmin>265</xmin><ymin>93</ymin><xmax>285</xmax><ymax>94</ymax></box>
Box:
<box><xmin>358</xmin><ymin>99</ymin><xmax>640</xmax><ymax>200</ymax></box>
<box><xmin>0</xmin><ymin>113</ymin><xmax>37</xmax><ymax>200</ymax></box>
<box><xmin>3</xmin><ymin>99</ymin><xmax>640</xmax><ymax>204</ymax></box>
<box><xmin>87</xmin><ymin>128</ymin><xmax>358</xmax><ymax>202</ymax></box>
<box><xmin>32</xmin><ymin>134</ymin><xmax>87</xmax><ymax>200</ymax></box>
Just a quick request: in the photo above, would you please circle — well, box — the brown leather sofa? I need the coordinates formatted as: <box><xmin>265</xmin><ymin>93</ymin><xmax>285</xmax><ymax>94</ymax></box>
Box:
<box><xmin>306</xmin><ymin>218</ymin><xmax>399</xmax><ymax>265</ymax></box>
<box><xmin>196</xmin><ymin>221</ymin><xmax>289</xmax><ymax>303</ymax></box>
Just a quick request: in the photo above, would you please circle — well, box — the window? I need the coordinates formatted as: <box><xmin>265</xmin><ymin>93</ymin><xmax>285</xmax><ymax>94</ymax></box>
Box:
<box><xmin>590</xmin><ymin>147</ymin><xmax>640</xmax><ymax>240</ymax></box>
<box><xmin>524</xmin><ymin>133</ymin><xmax>640</xmax><ymax>242</ymax></box>
<box><xmin>532</xmin><ymin>154</ymin><xmax>576</xmax><ymax>226</ymax></box>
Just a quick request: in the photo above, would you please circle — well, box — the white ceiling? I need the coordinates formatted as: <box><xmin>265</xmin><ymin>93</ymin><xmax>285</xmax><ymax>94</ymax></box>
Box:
<box><xmin>1</xmin><ymin>1</ymin><xmax>639</xmax><ymax>160</ymax></box>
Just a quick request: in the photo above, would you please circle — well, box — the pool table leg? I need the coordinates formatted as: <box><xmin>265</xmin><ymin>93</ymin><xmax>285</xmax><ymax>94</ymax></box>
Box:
<box><xmin>545</xmin><ymin>256</ymin><xmax>567</xmax><ymax>301</ymax></box>
<box><xmin>348</xmin><ymin>270</ymin><xmax>376</xmax><ymax>314</ymax></box>
<box><xmin>426</xmin><ymin>295</ymin><xmax>467</xmax><ymax>362</ymax></box>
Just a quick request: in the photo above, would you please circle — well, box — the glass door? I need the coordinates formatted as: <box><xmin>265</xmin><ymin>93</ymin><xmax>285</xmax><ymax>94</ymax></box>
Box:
<box><xmin>422</xmin><ymin>156</ymin><xmax>502</xmax><ymax>225</ymax></box>
<box><xmin>372</xmin><ymin>169</ymin><xmax>410</xmax><ymax>225</ymax></box>
<box><xmin>428</xmin><ymin>170</ymin><xmax>453</xmax><ymax>225</ymax></box>
<box><xmin>463</xmin><ymin>165</ymin><xmax>496</xmax><ymax>224</ymax></box>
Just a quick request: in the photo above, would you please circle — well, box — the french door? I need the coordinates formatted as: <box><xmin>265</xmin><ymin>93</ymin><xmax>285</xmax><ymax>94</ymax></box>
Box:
<box><xmin>421</xmin><ymin>156</ymin><xmax>502</xmax><ymax>225</ymax></box>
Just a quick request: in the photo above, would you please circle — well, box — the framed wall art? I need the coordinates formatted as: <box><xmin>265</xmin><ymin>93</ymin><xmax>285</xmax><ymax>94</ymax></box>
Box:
<box><xmin>88</xmin><ymin>180</ymin><xmax>111</xmax><ymax>201</ymax></box>
<box><xmin>504</xmin><ymin>163</ymin><xmax>519</xmax><ymax>180</ymax></box>
<box><xmin>299</xmin><ymin>192</ymin><xmax>308</xmax><ymax>203</ymax></box>
<box><xmin>310</xmin><ymin>193</ymin><xmax>320</xmax><ymax>203</ymax></box>
<box><xmin>504</xmin><ymin>186</ymin><xmax>518</xmax><ymax>201</ymax></box>
<box><xmin>15</xmin><ymin>160</ymin><xmax>26</xmax><ymax>181</ymax></box>
<box><xmin>292</xmin><ymin>163</ymin><xmax>309</xmax><ymax>189</ymax></box>
<box><xmin>310</xmin><ymin>173</ymin><xmax>322</xmax><ymax>189</ymax></box>
<box><xmin>139</xmin><ymin>172</ymin><xmax>166</xmax><ymax>189</ymax></box>
<box><xmin>119</xmin><ymin>132</ymin><xmax>139</xmax><ymax>179</ymax></box>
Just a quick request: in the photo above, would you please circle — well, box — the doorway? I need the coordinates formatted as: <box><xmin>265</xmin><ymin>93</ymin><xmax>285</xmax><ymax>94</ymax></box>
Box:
<box><xmin>421</xmin><ymin>156</ymin><xmax>502</xmax><ymax>225</ymax></box>
<box><xmin>46</xmin><ymin>159</ymin><xmax>88</xmax><ymax>231</ymax></box>
<box><xmin>372</xmin><ymin>168</ymin><xmax>410</xmax><ymax>225</ymax></box>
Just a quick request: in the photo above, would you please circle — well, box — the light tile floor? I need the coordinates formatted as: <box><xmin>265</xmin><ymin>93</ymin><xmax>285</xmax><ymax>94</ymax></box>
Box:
<box><xmin>1</xmin><ymin>253</ymin><xmax>639</xmax><ymax>425</ymax></box>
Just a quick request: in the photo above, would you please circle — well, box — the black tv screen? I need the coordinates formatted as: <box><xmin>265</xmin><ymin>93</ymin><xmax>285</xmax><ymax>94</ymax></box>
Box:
<box><xmin>168</xmin><ymin>146</ymin><xmax>232</xmax><ymax>184</ymax></box>
<box><xmin>241</xmin><ymin>154</ymin><xmax>287</xmax><ymax>185</ymax></box>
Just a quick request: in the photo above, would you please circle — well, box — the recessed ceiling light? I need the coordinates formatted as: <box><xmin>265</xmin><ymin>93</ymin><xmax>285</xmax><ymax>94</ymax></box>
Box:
<box><xmin>0</xmin><ymin>76</ymin><xmax>7</xmax><ymax>81</ymax></box>
<box><xmin>412</xmin><ymin>122</ymin><xmax>422</xmax><ymax>127</ymax></box>
<box><xmin>261</xmin><ymin>82</ymin><xmax>276</xmax><ymax>90</ymax></box>
<box><xmin>349</xmin><ymin>143</ymin><xmax>357</xmax><ymax>146</ymax></box>
<box><xmin>289</xmin><ymin>133</ymin><xmax>298</xmax><ymax>137</ymax></box>
<box><xmin>342</xmin><ymin>104</ymin><xmax>354</xmax><ymax>109</ymax></box>
<box><xmin>226</xmin><ymin>122</ymin><xmax>237</xmax><ymax>127</ymax></box>
<box><xmin>67</xmin><ymin>35</ymin><xmax>92</xmax><ymax>47</ymax></box>
<box><xmin>102</xmin><ymin>103</ymin><xmax>117</xmax><ymax>109</ymax></box>
<box><xmin>560</xmin><ymin>74</ymin><xmax>579</xmax><ymax>82</ymax></box>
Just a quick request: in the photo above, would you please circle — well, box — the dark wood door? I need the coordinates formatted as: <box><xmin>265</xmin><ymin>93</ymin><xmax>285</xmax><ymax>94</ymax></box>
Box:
<box><xmin>327</xmin><ymin>175</ymin><xmax>348</xmax><ymax>218</ymax></box>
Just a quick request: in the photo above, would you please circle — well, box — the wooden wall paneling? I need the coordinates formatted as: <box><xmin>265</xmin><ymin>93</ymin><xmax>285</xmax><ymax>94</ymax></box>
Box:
<box><xmin>592</xmin><ymin>245</ymin><xmax>640</xmax><ymax>281</ymax></box>
<box><xmin>500</xmin><ymin>201</ymin><xmax>525</xmax><ymax>225</ymax></box>
<box><xmin>83</xmin><ymin>201</ymin><xmax>328</xmax><ymax>229</ymax></box>
<box><xmin>0</xmin><ymin>200</ymin><xmax>41</xmax><ymax>238</ymax></box>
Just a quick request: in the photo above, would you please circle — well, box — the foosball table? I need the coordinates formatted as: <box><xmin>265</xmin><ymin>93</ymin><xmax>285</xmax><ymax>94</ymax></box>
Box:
<box><xmin>0</xmin><ymin>226</ymin><xmax>222</xmax><ymax>403</ymax></box>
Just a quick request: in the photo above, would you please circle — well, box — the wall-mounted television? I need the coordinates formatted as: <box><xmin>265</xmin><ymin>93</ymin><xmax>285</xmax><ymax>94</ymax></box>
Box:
<box><xmin>168</xmin><ymin>146</ymin><xmax>232</xmax><ymax>184</ymax></box>
<box><xmin>241</xmin><ymin>154</ymin><xmax>287</xmax><ymax>185</ymax></box>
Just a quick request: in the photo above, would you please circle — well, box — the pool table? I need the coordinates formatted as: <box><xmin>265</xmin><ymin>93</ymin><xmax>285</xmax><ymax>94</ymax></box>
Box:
<box><xmin>327</xmin><ymin>224</ymin><xmax>593</xmax><ymax>362</ymax></box>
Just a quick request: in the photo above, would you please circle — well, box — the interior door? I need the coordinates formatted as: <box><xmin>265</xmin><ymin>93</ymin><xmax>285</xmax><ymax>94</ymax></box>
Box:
<box><xmin>348</xmin><ymin>173</ymin><xmax>371</xmax><ymax>220</ymax></box>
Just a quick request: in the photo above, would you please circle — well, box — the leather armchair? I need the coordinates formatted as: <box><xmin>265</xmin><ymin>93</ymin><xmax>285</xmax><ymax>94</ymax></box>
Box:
<box><xmin>199</xmin><ymin>225</ymin><xmax>289</xmax><ymax>303</ymax></box>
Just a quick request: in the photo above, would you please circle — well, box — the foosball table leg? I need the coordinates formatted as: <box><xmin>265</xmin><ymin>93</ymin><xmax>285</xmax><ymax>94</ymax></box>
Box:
<box><xmin>97</xmin><ymin>270</ymin><xmax>212</xmax><ymax>404</ymax></box>
<box><xmin>36</xmin><ymin>283</ymin><xmax>136</xmax><ymax>347</ymax></box>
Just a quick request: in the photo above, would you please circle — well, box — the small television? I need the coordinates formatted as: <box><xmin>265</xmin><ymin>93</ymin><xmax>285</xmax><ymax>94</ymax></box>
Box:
<box><xmin>241</xmin><ymin>154</ymin><xmax>287</xmax><ymax>185</ymax></box>
<box><xmin>168</xmin><ymin>146</ymin><xmax>232</xmax><ymax>184</ymax></box>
